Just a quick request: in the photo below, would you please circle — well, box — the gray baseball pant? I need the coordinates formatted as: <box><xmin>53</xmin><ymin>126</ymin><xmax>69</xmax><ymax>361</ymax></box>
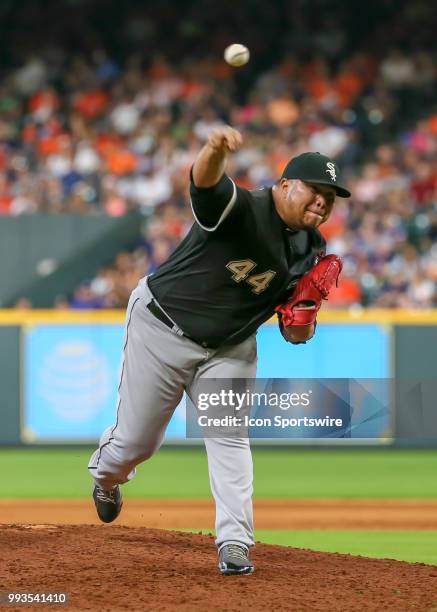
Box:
<box><xmin>88</xmin><ymin>277</ymin><xmax>257</xmax><ymax>550</ymax></box>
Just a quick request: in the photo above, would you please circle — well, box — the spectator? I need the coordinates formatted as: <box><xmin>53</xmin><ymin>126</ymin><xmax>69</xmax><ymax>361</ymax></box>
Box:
<box><xmin>0</xmin><ymin>0</ymin><xmax>435</xmax><ymax>310</ymax></box>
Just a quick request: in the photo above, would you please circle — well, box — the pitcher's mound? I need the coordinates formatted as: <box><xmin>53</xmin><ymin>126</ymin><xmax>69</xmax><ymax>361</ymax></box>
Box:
<box><xmin>1</xmin><ymin>525</ymin><xmax>436</xmax><ymax>611</ymax></box>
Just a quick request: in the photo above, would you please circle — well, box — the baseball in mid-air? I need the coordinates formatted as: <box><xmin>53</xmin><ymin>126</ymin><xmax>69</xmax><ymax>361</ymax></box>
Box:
<box><xmin>224</xmin><ymin>43</ymin><xmax>250</xmax><ymax>67</ymax></box>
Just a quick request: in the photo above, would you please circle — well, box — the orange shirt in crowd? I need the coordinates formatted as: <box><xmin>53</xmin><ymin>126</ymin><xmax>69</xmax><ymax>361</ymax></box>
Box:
<box><xmin>95</xmin><ymin>133</ymin><xmax>124</xmax><ymax>157</ymax></box>
<box><xmin>0</xmin><ymin>195</ymin><xmax>12</xmax><ymax>213</ymax></box>
<box><xmin>37</xmin><ymin>133</ymin><xmax>71</xmax><ymax>156</ymax></box>
<box><xmin>28</xmin><ymin>90</ymin><xmax>60</xmax><ymax>115</ymax></box>
<box><xmin>319</xmin><ymin>210</ymin><xmax>346</xmax><ymax>241</ymax></box>
<box><xmin>22</xmin><ymin>123</ymin><xmax>38</xmax><ymax>145</ymax></box>
<box><xmin>148</xmin><ymin>58</ymin><xmax>173</xmax><ymax>80</ymax></box>
<box><xmin>180</xmin><ymin>80</ymin><xmax>205</xmax><ymax>99</ymax></box>
<box><xmin>428</xmin><ymin>115</ymin><xmax>437</xmax><ymax>135</ymax></box>
<box><xmin>105</xmin><ymin>148</ymin><xmax>137</xmax><ymax>175</ymax></box>
<box><xmin>334</xmin><ymin>71</ymin><xmax>364</xmax><ymax>107</ymax></box>
<box><xmin>328</xmin><ymin>277</ymin><xmax>362</xmax><ymax>306</ymax></box>
<box><xmin>74</xmin><ymin>91</ymin><xmax>109</xmax><ymax>119</ymax></box>
<box><xmin>235</xmin><ymin>176</ymin><xmax>253</xmax><ymax>190</ymax></box>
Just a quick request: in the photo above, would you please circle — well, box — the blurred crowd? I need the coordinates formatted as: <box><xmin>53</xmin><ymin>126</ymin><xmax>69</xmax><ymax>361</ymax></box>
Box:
<box><xmin>2</xmin><ymin>0</ymin><xmax>436</xmax><ymax>309</ymax></box>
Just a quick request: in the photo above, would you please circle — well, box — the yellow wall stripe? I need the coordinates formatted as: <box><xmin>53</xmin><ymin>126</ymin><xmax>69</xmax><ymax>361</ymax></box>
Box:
<box><xmin>0</xmin><ymin>309</ymin><xmax>437</xmax><ymax>326</ymax></box>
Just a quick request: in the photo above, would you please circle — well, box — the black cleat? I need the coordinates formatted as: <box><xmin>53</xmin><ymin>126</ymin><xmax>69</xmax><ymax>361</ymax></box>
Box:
<box><xmin>92</xmin><ymin>485</ymin><xmax>123</xmax><ymax>523</ymax></box>
<box><xmin>218</xmin><ymin>544</ymin><xmax>254</xmax><ymax>575</ymax></box>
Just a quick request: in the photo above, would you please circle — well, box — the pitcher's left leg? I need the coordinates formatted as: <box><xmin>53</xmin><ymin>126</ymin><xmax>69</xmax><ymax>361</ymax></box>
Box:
<box><xmin>203</xmin><ymin>436</ymin><xmax>254</xmax><ymax>549</ymax></box>
<box><xmin>188</xmin><ymin>334</ymin><xmax>257</xmax><ymax>551</ymax></box>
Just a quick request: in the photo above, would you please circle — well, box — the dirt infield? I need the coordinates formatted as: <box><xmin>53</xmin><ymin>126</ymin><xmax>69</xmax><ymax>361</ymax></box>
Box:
<box><xmin>1</xmin><ymin>498</ymin><xmax>437</xmax><ymax>529</ymax></box>
<box><xmin>1</xmin><ymin>524</ymin><xmax>437</xmax><ymax>612</ymax></box>
<box><xmin>2</xmin><ymin>500</ymin><xmax>437</xmax><ymax>610</ymax></box>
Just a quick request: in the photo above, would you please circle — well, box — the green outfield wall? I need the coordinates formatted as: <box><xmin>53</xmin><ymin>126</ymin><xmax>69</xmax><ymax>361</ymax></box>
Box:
<box><xmin>0</xmin><ymin>211</ymin><xmax>142</xmax><ymax>307</ymax></box>
<box><xmin>0</xmin><ymin>326</ymin><xmax>20</xmax><ymax>443</ymax></box>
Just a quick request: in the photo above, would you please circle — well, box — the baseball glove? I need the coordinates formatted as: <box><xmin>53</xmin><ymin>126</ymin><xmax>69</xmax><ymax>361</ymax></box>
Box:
<box><xmin>275</xmin><ymin>254</ymin><xmax>343</xmax><ymax>327</ymax></box>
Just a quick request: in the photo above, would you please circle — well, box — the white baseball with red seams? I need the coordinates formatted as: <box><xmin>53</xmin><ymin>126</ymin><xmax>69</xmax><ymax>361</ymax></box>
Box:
<box><xmin>224</xmin><ymin>44</ymin><xmax>250</xmax><ymax>67</ymax></box>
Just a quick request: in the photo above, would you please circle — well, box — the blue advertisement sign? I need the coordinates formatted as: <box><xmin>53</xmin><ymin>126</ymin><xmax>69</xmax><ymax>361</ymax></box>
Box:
<box><xmin>23</xmin><ymin>322</ymin><xmax>389</xmax><ymax>442</ymax></box>
<box><xmin>24</xmin><ymin>325</ymin><xmax>124</xmax><ymax>441</ymax></box>
<box><xmin>257</xmin><ymin>323</ymin><xmax>389</xmax><ymax>378</ymax></box>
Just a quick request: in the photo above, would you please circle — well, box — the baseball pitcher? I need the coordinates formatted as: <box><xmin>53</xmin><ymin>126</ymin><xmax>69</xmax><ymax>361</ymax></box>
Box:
<box><xmin>88</xmin><ymin>126</ymin><xmax>350</xmax><ymax>575</ymax></box>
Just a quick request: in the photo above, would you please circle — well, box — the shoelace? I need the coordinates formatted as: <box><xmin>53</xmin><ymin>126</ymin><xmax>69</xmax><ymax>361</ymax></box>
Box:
<box><xmin>225</xmin><ymin>545</ymin><xmax>248</xmax><ymax>560</ymax></box>
<box><xmin>96</xmin><ymin>487</ymin><xmax>117</xmax><ymax>504</ymax></box>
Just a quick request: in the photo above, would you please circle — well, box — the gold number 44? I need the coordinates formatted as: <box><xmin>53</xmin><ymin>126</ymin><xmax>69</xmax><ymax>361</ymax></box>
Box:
<box><xmin>226</xmin><ymin>259</ymin><xmax>276</xmax><ymax>294</ymax></box>
<box><xmin>247</xmin><ymin>271</ymin><xmax>276</xmax><ymax>294</ymax></box>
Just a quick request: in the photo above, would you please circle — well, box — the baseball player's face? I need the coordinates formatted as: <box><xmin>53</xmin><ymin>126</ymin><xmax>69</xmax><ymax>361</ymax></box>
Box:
<box><xmin>277</xmin><ymin>179</ymin><xmax>336</xmax><ymax>230</ymax></box>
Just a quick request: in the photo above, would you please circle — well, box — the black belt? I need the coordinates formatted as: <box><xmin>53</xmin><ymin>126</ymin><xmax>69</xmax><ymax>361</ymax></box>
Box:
<box><xmin>146</xmin><ymin>299</ymin><xmax>215</xmax><ymax>349</ymax></box>
<box><xmin>147</xmin><ymin>300</ymin><xmax>177</xmax><ymax>331</ymax></box>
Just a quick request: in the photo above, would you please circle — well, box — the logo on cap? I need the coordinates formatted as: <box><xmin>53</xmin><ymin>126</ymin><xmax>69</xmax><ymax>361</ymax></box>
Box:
<box><xmin>326</xmin><ymin>162</ymin><xmax>336</xmax><ymax>181</ymax></box>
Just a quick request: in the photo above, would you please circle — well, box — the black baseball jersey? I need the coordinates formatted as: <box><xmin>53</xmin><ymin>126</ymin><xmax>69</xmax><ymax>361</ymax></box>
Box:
<box><xmin>147</xmin><ymin>173</ymin><xmax>326</xmax><ymax>348</ymax></box>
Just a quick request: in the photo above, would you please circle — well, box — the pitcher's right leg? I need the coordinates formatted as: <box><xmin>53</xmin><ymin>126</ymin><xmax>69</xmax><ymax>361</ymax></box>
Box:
<box><xmin>88</xmin><ymin>289</ymin><xmax>201</xmax><ymax>492</ymax></box>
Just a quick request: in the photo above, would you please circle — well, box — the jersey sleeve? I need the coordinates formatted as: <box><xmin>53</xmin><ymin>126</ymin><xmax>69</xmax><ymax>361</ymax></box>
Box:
<box><xmin>189</xmin><ymin>170</ymin><xmax>238</xmax><ymax>231</ymax></box>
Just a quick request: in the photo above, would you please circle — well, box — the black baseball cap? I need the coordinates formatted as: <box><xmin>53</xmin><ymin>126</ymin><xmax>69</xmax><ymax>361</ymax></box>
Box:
<box><xmin>281</xmin><ymin>152</ymin><xmax>351</xmax><ymax>198</ymax></box>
